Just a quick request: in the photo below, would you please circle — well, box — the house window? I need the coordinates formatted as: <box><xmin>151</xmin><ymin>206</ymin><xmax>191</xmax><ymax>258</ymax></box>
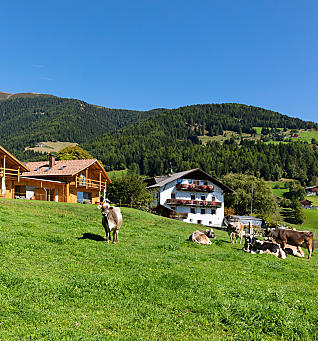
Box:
<box><xmin>201</xmin><ymin>208</ymin><xmax>206</xmax><ymax>214</ymax></box>
<box><xmin>171</xmin><ymin>193</ymin><xmax>176</xmax><ymax>199</ymax></box>
<box><xmin>78</xmin><ymin>173</ymin><xmax>86</xmax><ymax>186</ymax></box>
<box><xmin>201</xmin><ymin>195</ymin><xmax>206</xmax><ymax>201</ymax></box>
<box><xmin>209</xmin><ymin>221</ymin><xmax>212</xmax><ymax>225</ymax></box>
<box><xmin>212</xmin><ymin>196</ymin><xmax>216</xmax><ymax>201</ymax></box>
<box><xmin>191</xmin><ymin>194</ymin><xmax>195</xmax><ymax>200</ymax></box>
<box><xmin>190</xmin><ymin>219</ymin><xmax>193</xmax><ymax>222</ymax></box>
<box><xmin>190</xmin><ymin>208</ymin><xmax>196</xmax><ymax>214</ymax></box>
<box><xmin>15</xmin><ymin>185</ymin><xmax>26</xmax><ymax>198</ymax></box>
<box><xmin>203</xmin><ymin>181</ymin><xmax>208</xmax><ymax>185</ymax></box>
<box><xmin>195</xmin><ymin>180</ymin><xmax>200</xmax><ymax>185</ymax></box>
<box><xmin>197</xmin><ymin>220</ymin><xmax>202</xmax><ymax>224</ymax></box>
<box><xmin>211</xmin><ymin>210</ymin><xmax>216</xmax><ymax>215</ymax></box>
<box><xmin>171</xmin><ymin>206</ymin><xmax>176</xmax><ymax>211</ymax></box>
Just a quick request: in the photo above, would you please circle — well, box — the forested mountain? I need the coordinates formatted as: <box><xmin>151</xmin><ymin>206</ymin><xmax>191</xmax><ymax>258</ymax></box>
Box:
<box><xmin>0</xmin><ymin>92</ymin><xmax>317</xmax><ymax>184</ymax></box>
<box><xmin>0</xmin><ymin>95</ymin><xmax>155</xmax><ymax>158</ymax></box>
<box><xmin>85</xmin><ymin>106</ymin><xmax>318</xmax><ymax>185</ymax></box>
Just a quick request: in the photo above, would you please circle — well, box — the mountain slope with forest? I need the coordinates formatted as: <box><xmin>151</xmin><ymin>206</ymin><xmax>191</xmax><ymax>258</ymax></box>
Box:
<box><xmin>84</xmin><ymin>105</ymin><xmax>318</xmax><ymax>184</ymax></box>
<box><xmin>0</xmin><ymin>92</ymin><xmax>317</xmax><ymax>184</ymax></box>
<box><xmin>0</xmin><ymin>94</ymin><xmax>156</xmax><ymax>159</ymax></box>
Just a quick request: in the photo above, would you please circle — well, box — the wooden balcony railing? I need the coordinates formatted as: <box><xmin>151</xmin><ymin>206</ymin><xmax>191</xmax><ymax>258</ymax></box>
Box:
<box><xmin>176</xmin><ymin>183</ymin><xmax>214</xmax><ymax>192</ymax></box>
<box><xmin>167</xmin><ymin>198</ymin><xmax>222</xmax><ymax>208</ymax></box>
<box><xmin>0</xmin><ymin>167</ymin><xmax>20</xmax><ymax>180</ymax></box>
<box><xmin>169</xmin><ymin>212</ymin><xmax>188</xmax><ymax>219</ymax></box>
<box><xmin>75</xmin><ymin>175</ymin><xmax>107</xmax><ymax>190</ymax></box>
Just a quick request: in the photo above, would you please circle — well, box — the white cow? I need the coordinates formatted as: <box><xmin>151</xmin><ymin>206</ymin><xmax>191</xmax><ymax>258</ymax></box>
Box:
<box><xmin>99</xmin><ymin>202</ymin><xmax>123</xmax><ymax>244</ymax></box>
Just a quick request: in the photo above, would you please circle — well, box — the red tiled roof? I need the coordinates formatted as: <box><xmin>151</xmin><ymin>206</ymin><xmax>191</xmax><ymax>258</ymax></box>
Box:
<box><xmin>22</xmin><ymin>159</ymin><xmax>99</xmax><ymax>177</ymax></box>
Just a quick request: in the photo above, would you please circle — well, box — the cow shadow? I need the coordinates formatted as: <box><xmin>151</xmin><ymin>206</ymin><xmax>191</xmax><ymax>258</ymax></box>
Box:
<box><xmin>77</xmin><ymin>232</ymin><xmax>105</xmax><ymax>242</ymax></box>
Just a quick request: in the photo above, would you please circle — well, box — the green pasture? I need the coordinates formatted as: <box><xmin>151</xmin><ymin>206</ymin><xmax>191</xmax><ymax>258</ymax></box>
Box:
<box><xmin>107</xmin><ymin>169</ymin><xmax>128</xmax><ymax>180</ymax></box>
<box><xmin>0</xmin><ymin>199</ymin><xmax>317</xmax><ymax>340</ymax></box>
<box><xmin>292</xmin><ymin>130</ymin><xmax>318</xmax><ymax>143</ymax></box>
<box><xmin>305</xmin><ymin>195</ymin><xmax>318</xmax><ymax>206</ymax></box>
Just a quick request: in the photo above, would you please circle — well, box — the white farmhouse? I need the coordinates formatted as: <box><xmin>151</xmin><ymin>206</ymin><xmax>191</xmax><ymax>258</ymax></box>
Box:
<box><xmin>146</xmin><ymin>168</ymin><xmax>233</xmax><ymax>227</ymax></box>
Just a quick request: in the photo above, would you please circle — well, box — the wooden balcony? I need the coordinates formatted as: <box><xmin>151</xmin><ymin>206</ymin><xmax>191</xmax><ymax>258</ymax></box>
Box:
<box><xmin>167</xmin><ymin>198</ymin><xmax>221</xmax><ymax>208</ymax></box>
<box><xmin>169</xmin><ymin>212</ymin><xmax>188</xmax><ymax>219</ymax></box>
<box><xmin>176</xmin><ymin>183</ymin><xmax>214</xmax><ymax>192</ymax></box>
<box><xmin>75</xmin><ymin>175</ymin><xmax>107</xmax><ymax>190</ymax></box>
<box><xmin>0</xmin><ymin>167</ymin><xmax>21</xmax><ymax>181</ymax></box>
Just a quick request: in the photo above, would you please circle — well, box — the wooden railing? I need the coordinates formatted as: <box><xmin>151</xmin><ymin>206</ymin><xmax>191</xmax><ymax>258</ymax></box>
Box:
<box><xmin>0</xmin><ymin>167</ymin><xmax>20</xmax><ymax>180</ymax></box>
<box><xmin>169</xmin><ymin>212</ymin><xmax>188</xmax><ymax>219</ymax></box>
<box><xmin>75</xmin><ymin>175</ymin><xmax>107</xmax><ymax>190</ymax></box>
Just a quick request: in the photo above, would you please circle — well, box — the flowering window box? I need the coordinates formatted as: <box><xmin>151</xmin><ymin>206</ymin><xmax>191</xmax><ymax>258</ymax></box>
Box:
<box><xmin>207</xmin><ymin>185</ymin><xmax>214</xmax><ymax>192</ymax></box>
<box><xmin>178</xmin><ymin>199</ymin><xmax>186</xmax><ymax>205</ymax></box>
<box><xmin>189</xmin><ymin>183</ymin><xmax>196</xmax><ymax>189</ymax></box>
<box><xmin>200</xmin><ymin>185</ymin><xmax>207</xmax><ymax>191</ymax></box>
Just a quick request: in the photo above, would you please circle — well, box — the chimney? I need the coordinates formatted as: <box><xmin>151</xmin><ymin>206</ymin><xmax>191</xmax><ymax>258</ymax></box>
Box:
<box><xmin>49</xmin><ymin>154</ymin><xmax>56</xmax><ymax>168</ymax></box>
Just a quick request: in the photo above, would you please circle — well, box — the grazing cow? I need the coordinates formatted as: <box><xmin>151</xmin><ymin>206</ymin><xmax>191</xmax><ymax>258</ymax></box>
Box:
<box><xmin>99</xmin><ymin>202</ymin><xmax>123</xmax><ymax>244</ymax></box>
<box><xmin>189</xmin><ymin>229</ymin><xmax>216</xmax><ymax>245</ymax></box>
<box><xmin>243</xmin><ymin>235</ymin><xmax>286</xmax><ymax>259</ymax></box>
<box><xmin>264</xmin><ymin>228</ymin><xmax>313</xmax><ymax>259</ymax></box>
<box><xmin>227</xmin><ymin>222</ymin><xmax>245</xmax><ymax>244</ymax></box>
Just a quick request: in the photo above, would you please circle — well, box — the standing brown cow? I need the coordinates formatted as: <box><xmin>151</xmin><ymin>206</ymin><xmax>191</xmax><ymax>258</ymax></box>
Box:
<box><xmin>264</xmin><ymin>228</ymin><xmax>313</xmax><ymax>259</ymax></box>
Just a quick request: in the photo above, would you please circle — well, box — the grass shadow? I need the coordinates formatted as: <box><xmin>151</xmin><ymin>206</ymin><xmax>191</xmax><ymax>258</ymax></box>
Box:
<box><xmin>77</xmin><ymin>232</ymin><xmax>105</xmax><ymax>242</ymax></box>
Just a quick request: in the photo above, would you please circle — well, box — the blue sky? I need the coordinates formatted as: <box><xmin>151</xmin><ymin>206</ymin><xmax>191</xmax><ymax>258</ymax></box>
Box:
<box><xmin>1</xmin><ymin>1</ymin><xmax>317</xmax><ymax>122</ymax></box>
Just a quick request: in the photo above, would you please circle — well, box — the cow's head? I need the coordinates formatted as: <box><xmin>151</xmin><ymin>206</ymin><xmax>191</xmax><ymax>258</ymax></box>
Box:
<box><xmin>99</xmin><ymin>202</ymin><xmax>111</xmax><ymax>216</ymax></box>
<box><xmin>263</xmin><ymin>228</ymin><xmax>272</xmax><ymax>238</ymax></box>
<box><xmin>205</xmin><ymin>229</ymin><xmax>216</xmax><ymax>239</ymax></box>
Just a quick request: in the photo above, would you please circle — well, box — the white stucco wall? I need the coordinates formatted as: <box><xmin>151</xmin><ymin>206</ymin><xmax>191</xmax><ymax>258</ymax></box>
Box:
<box><xmin>155</xmin><ymin>178</ymin><xmax>225</xmax><ymax>227</ymax></box>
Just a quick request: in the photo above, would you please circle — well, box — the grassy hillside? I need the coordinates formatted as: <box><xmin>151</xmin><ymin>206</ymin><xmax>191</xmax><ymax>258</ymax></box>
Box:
<box><xmin>25</xmin><ymin>141</ymin><xmax>78</xmax><ymax>154</ymax></box>
<box><xmin>0</xmin><ymin>199</ymin><xmax>317</xmax><ymax>340</ymax></box>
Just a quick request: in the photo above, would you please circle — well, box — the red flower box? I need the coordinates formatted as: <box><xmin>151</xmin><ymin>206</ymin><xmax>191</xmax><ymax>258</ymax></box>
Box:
<box><xmin>207</xmin><ymin>185</ymin><xmax>214</xmax><ymax>192</ymax></box>
<box><xmin>200</xmin><ymin>185</ymin><xmax>207</xmax><ymax>190</ymax></box>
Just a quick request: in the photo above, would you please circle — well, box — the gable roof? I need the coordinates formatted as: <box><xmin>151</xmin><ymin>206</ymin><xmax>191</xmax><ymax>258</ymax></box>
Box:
<box><xmin>147</xmin><ymin>168</ymin><xmax>233</xmax><ymax>193</ymax></box>
<box><xmin>0</xmin><ymin>145</ymin><xmax>29</xmax><ymax>172</ymax></box>
<box><xmin>22</xmin><ymin>159</ymin><xmax>111</xmax><ymax>182</ymax></box>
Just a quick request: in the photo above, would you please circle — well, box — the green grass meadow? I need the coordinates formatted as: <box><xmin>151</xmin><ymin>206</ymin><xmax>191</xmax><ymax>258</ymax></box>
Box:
<box><xmin>0</xmin><ymin>199</ymin><xmax>317</xmax><ymax>340</ymax></box>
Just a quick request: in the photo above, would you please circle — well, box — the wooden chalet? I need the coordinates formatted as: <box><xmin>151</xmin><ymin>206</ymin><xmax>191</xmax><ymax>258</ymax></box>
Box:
<box><xmin>0</xmin><ymin>147</ymin><xmax>111</xmax><ymax>204</ymax></box>
<box><xmin>0</xmin><ymin>145</ymin><xmax>29</xmax><ymax>198</ymax></box>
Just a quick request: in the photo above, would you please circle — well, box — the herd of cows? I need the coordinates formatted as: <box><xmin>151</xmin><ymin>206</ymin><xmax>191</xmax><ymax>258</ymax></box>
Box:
<box><xmin>98</xmin><ymin>201</ymin><xmax>314</xmax><ymax>260</ymax></box>
<box><xmin>189</xmin><ymin>221</ymin><xmax>314</xmax><ymax>260</ymax></box>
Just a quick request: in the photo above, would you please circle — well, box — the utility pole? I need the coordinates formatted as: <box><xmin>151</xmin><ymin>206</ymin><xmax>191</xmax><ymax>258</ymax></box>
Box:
<box><xmin>250</xmin><ymin>182</ymin><xmax>254</xmax><ymax>216</ymax></box>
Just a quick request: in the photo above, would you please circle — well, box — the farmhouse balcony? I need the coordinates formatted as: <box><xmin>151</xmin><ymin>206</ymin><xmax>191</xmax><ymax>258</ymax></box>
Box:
<box><xmin>176</xmin><ymin>183</ymin><xmax>214</xmax><ymax>192</ymax></box>
<box><xmin>0</xmin><ymin>167</ymin><xmax>21</xmax><ymax>181</ymax></box>
<box><xmin>75</xmin><ymin>176</ymin><xmax>107</xmax><ymax>191</ymax></box>
<box><xmin>167</xmin><ymin>198</ymin><xmax>221</xmax><ymax>208</ymax></box>
<box><xmin>169</xmin><ymin>212</ymin><xmax>188</xmax><ymax>219</ymax></box>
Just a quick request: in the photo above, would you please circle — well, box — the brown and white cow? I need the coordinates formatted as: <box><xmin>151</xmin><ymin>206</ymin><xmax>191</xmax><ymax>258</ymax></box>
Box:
<box><xmin>264</xmin><ymin>228</ymin><xmax>313</xmax><ymax>259</ymax></box>
<box><xmin>243</xmin><ymin>235</ymin><xmax>287</xmax><ymax>259</ymax></box>
<box><xmin>227</xmin><ymin>222</ymin><xmax>245</xmax><ymax>244</ymax></box>
<box><xmin>189</xmin><ymin>229</ymin><xmax>216</xmax><ymax>245</ymax></box>
<box><xmin>99</xmin><ymin>202</ymin><xmax>123</xmax><ymax>244</ymax></box>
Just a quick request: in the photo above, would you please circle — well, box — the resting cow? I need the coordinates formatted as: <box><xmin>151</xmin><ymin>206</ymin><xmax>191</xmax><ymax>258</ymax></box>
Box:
<box><xmin>243</xmin><ymin>235</ymin><xmax>286</xmax><ymax>259</ymax></box>
<box><xmin>227</xmin><ymin>222</ymin><xmax>245</xmax><ymax>244</ymax></box>
<box><xmin>189</xmin><ymin>229</ymin><xmax>216</xmax><ymax>245</ymax></box>
<box><xmin>264</xmin><ymin>228</ymin><xmax>313</xmax><ymax>260</ymax></box>
<box><xmin>99</xmin><ymin>202</ymin><xmax>123</xmax><ymax>244</ymax></box>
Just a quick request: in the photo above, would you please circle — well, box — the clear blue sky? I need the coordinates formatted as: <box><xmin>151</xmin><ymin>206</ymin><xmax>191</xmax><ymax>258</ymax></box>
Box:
<box><xmin>1</xmin><ymin>1</ymin><xmax>317</xmax><ymax>122</ymax></box>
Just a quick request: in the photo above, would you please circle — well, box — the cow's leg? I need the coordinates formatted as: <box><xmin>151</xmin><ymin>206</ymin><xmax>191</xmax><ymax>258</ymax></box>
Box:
<box><xmin>112</xmin><ymin>230</ymin><xmax>116</xmax><ymax>244</ymax></box>
<box><xmin>115</xmin><ymin>230</ymin><xmax>119</xmax><ymax>243</ymax></box>
<box><xmin>239</xmin><ymin>232</ymin><xmax>243</xmax><ymax>244</ymax></box>
<box><xmin>105</xmin><ymin>229</ymin><xmax>110</xmax><ymax>243</ymax></box>
<box><xmin>307</xmin><ymin>241</ymin><xmax>312</xmax><ymax>260</ymax></box>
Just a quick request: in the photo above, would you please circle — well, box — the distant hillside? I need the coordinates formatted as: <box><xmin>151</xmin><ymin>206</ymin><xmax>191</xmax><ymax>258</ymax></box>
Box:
<box><xmin>0</xmin><ymin>91</ymin><xmax>54</xmax><ymax>100</ymax></box>
<box><xmin>0</xmin><ymin>92</ymin><xmax>317</xmax><ymax>183</ymax></box>
<box><xmin>0</xmin><ymin>94</ymin><xmax>156</xmax><ymax>159</ymax></box>
<box><xmin>85</xmin><ymin>104</ymin><xmax>318</xmax><ymax>184</ymax></box>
